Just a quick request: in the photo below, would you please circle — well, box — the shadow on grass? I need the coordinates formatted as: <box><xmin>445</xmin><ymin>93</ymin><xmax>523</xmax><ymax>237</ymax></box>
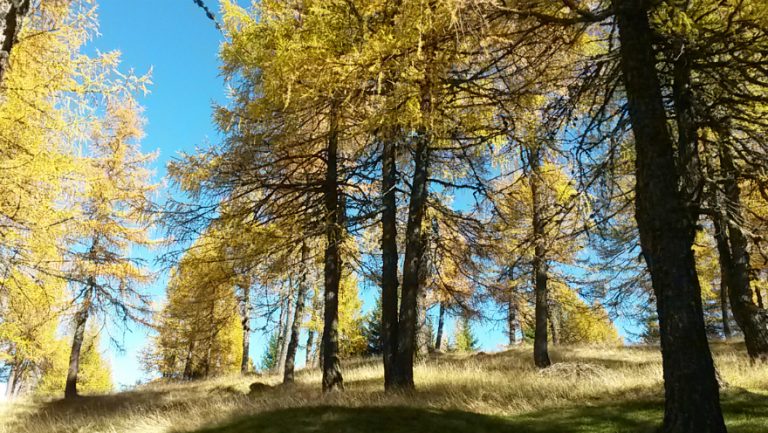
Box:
<box><xmin>187</xmin><ymin>388</ymin><xmax>768</xmax><ymax>433</ymax></box>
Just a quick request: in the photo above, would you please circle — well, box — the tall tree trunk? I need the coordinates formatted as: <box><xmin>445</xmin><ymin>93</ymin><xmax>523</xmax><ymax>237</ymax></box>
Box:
<box><xmin>393</xmin><ymin>74</ymin><xmax>432</xmax><ymax>390</ymax></box>
<box><xmin>720</xmin><ymin>147</ymin><xmax>768</xmax><ymax>359</ymax></box>
<box><xmin>416</xmin><ymin>290</ymin><xmax>430</xmax><ymax>358</ymax></box>
<box><xmin>278</xmin><ymin>282</ymin><xmax>295</xmax><ymax>376</ymax></box>
<box><xmin>416</xmin><ymin>231</ymin><xmax>431</xmax><ymax>358</ymax></box>
<box><xmin>203</xmin><ymin>295</ymin><xmax>216</xmax><ymax>378</ymax></box>
<box><xmin>713</xmin><ymin>212</ymin><xmax>733</xmax><ymax>339</ymax></box>
<box><xmin>321</xmin><ymin>100</ymin><xmax>343</xmax><ymax>392</ymax></box>
<box><xmin>380</xmin><ymin>132</ymin><xmax>400</xmax><ymax>390</ymax></box>
<box><xmin>306</xmin><ymin>288</ymin><xmax>319</xmax><ymax>367</ymax></box>
<box><xmin>65</xmin><ymin>285</ymin><xmax>92</xmax><ymax>399</ymax></box>
<box><xmin>434</xmin><ymin>302</ymin><xmax>445</xmax><ymax>351</ymax></box>
<box><xmin>275</xmin><ymin>290</ymin><xmax>287</xmax><ymax>372</ymax></box>
<box><xmin>316</xmin><ymin>329</ymin><xmax>324</xmax><ymax>369</ymax></box>
<box><xmin>284</xmin><ymin>242</ymin><xmax>310</xmax><ymax>384</ymax></box>
<box><xmin>529</xmin><ymin>146</ymin><xmax>551</xmax><ymax>368</ymax></box>
<box><xmin>548</xmin><ymin>301</ymin><xmax>559</xmax><ymax>346</ymax></box>
<box><xmin>0</xmin><ymin>0</ymin><xmax>30</xmax><ymax>84</ymax></box>
<box><xmin>305</xmin><ymin>328</ymin><xmax>315</xmax><ymax>366</ymax></box>
<box><xmin>508</xmin><ymin>292</ymin><xmax>518</xmax><ymax>345</ymax></box>
<box><xmin>183</xmin><ymin>340</ymin><xmax>196</xmax><ymax>379</ymax></box>
<box><xmin>614</xmin><ymin>1</ymin><xmax>726</xmax><ymax>431</ymax></box>
<box><xmin>239</xmin><ymin>284</ymin><xmax>251</xmax><ymax>374</ymax></box>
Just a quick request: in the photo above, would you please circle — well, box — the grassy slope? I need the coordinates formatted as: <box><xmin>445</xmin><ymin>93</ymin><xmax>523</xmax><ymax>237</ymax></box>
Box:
<box><xmin>2</xmin><ymin>342</ymin><xmax>767</xmax><ymax>433</ymax></box>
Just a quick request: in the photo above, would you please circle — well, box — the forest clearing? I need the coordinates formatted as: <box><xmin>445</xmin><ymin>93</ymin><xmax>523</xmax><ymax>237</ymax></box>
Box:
<box><xmin>1</xmin><ymin>1</ymin><xmax>768</xmax><ymax>432</ymax></box>
<box><xmin>2</xmin><ymin>343</ymin><xmax>767</xmax><ymax>433</ymax></box>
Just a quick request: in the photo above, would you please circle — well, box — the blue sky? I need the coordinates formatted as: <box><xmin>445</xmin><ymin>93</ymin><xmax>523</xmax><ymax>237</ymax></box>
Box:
<box><xmin>0</xmin><ymin>0</ymin><xmax>640</xmax><ymax>393</ymax></box>
<box><xmin>87</xmin><ymin>0</ymin><xmax>230</xmax><ymax>389</ymax></box>
<box><xmin>90</xmin><ymin>0</ymin><xmax>639</xmax><ymax>389</ymax></box>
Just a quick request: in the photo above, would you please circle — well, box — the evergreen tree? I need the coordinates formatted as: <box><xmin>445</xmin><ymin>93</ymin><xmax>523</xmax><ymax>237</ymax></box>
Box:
<box><xmin>363</xmin><ymin>297</ymin><xmax>383</xmax><ymax>356</ymax></box>
<box><xmin>454</xmin><ymin>316</ymin><xmax>478</xmax><ymax>353</ymax></box>
<box><xmin>260</xmin><ymin>332</ymin><xmax>280</xmax><ymax>372</ymax></box>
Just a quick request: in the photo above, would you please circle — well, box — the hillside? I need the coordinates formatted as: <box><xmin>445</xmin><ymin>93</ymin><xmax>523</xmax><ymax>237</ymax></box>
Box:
<box><xmin>2</xmin><ymin>343</ymin><xmax>766</xmax><ymax>433</ymax></box>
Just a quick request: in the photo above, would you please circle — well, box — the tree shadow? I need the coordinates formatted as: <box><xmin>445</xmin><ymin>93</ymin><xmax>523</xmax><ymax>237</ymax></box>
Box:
<box><xmin>183</xmin><ymin>404</ymin><xmax>663</xmax><ymax>433</ymax></box>
<box><xmin>185</xmin><ymin>406</ymin><xmax>519</xmax><ymax>433</ymax></box>
<box><xmin>185</xmin><ymin>388</ymin><xmax>768</xmax><ymax>433</ymax></box>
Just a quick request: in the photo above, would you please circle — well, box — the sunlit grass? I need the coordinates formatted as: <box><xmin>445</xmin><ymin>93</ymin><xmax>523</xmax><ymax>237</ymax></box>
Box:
<box><xmin>2</xmin><ymin>342</ymin><xmax>767</xmax><ymax>433</ymax></box>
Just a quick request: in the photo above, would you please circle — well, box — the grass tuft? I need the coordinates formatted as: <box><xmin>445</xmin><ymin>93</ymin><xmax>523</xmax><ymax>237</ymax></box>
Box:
<box><xmin>2</xmin><ymin>342</ymin><xmax>767</xmax><ymax>433</ymax></box>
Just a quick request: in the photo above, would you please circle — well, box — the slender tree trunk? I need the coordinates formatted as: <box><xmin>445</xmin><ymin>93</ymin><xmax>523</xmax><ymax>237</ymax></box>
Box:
<box><xmin>284</xmin><ymin>243</ymin><xmax>310</xmax><ymax>384</ymax></box>
<box><xmin>393</xmin><ymin>71</ymin><xmax>433</xmax><ymax>390</ymax></box>
<box><xmin>529</xmin><ymin>146</ymin><xmax>551</xmax><ymax>368</ymax></box>
<box><xmin>306</xmin><ymin>289</ymin><xmax>319</xmax><ymax>367</ymax></box>
<box><xmin>614</xmin><ymin>1</ymin><xmax>726</xmax><ymax>431</ymax></box>
<box><xmin>65</xmin><ymin>285</ymin><xmax>92</xmax><ymax>399</ymax></box>
<box><xmin>183</xmin><ymin>340</ymin><xmax>196</xmax><ymax>379</ymax></box>
<box><xmin>316</xmin><ymin>329</ymin><xmax>324</xmax><ymax>369</ymax></box>
<box><xmin>321</xmin><ymin>100</ymin><xmax>343</xmax><ymax>392</ymax></box>
<box><xmin>278</xmin><ymin>282</ymin><xmax>295</xmax><ymax>376</ymax></box>
<box><xmin>305</xmin><ymin>325</ymin><xmax>315</xmax><ymax>367</ymax></box>
<box><xmin>508</xmin><ymin>292</ymin><xmax>517</xmax><ymax>346</ymax></box>
<box><xmin>548</xmin><ymin>302</ymin><xmax>559</xmax><ymax>346</ymax></box>
<box><xmin>416</xmin><ymin>232</ymin><xmax>431</xmax><ymax>358</ymax></box>
<box><xmin>756</xmin><ymin>285</ymin><xmax>764</xmax><ymax>310</ymax></box>
<box><xmin>313</xmin><ymin>291</ymin><xmax>324</xmax><ymax>369</ymax></box>
<box><xmin>720</xmin><ymin>147</ymin><xmax>768</xmax><ymax>359</ymax></box>
<box><xmin>380</xmin><ymin>132</ymin><xmax>400</xmax><ymax>390</ymax></box>
<box><xmin>204</xmin><ymin>296</ymin><xmax>216</xmax><ymax>378</ymax></box>
<box><xmin>416</xmin><ymin>295</ymin><xmax>430</xmax><ymax>358</ymax></box>
<box><xmin>240</xmin><ymin>284</ymin><xmax>251</xmax><ymax>374</ymax></box>
<box><xmin>713</xmin><ymin>213</ymin><xmax>733</xmax><ymax>339</ymax></box>
<box><xmin>0</xmin><ymin>0</ymin><xmax>30</xmax><ymax>84</ymax></box>
<box><xmin>434</xmin><ymin>302</ymin><xmax>445</xmax><ymax>351</ymax></box>
<box><xmin>720</xmin><ymin>275</ymin><xmax>732</xmax><ymax>339</ymax></box>
<box><xmin>275</xmin><ymin>291</ymin><xmax>287</xmax><ymax>372</ymax></box>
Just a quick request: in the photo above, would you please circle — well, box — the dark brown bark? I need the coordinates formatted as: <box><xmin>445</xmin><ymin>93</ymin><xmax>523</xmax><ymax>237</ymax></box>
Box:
<box><xmin>239</xmin><ymin>284</ymin><xmax>251</xmax><ymax>374</ymax></box>
<box><xmin>321</xmin><ymin>101</ymin><xmax>343</xmax><ymax>392</ymax></box>
<box><xmin>65</xmin><ymin>285</ymin><xmax>92</xmax><ymax>399</ymax></box>
<box><xmin>392</xmin><ymin>66</ymin><xmax>433</xmax><ymax>389</ymax></box>
<box><xmin>416</xmin><ymin>230</ymin><xmax>431</xmax><ymax>358</ymax></box>
<box><xmin>719</xmin><ymin>148</ymin><xmax>768</xmax><ymax>359</ymax></box>
<box><xmin>284</xmin><ymin>242</ymin><xmax>310</xmax><ymax>384</ymax></box>
<box><xmin>0</xmin><ymin>0</ymin><xmax>30</xmax><ymax>84</ymax></box>
<box><xmin>614</xmin><ymin>1</ymin><xmax>726</xmax><ymax>431</ymax></box>
<box><xmin>434</xmin><ymin>302</ymin><xmax>445</xmax><ymax>350</ymax></box>
<box><xmin>393</xmin><ymin>120</ymin><xmax>430</xmax><ymax>389</ymax></box>
<box><xmin>529</xmin><ymin>146</ymin><xmax>551</xmax><ymax>368</ymax></box>
<box><xmin>380</xmin><ymin>132</ymin><xmax>400</xmax><ymax>390</ymax></box>
<box><xmin>672</xmin><ymin>41</ymin><xmax>700</xmax><ymax>207</ymax></box>
<box><xmin>713</xmin><ymin>212</ymin><xmax>733</xmax><ymax>339</ymax></box>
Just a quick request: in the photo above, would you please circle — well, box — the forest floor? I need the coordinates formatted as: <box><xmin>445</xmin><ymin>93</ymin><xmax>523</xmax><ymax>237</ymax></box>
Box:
<box><xmin>2</xmin><ymin>342</ymin><xmax>767</xmax><ymax>433</ymax></box>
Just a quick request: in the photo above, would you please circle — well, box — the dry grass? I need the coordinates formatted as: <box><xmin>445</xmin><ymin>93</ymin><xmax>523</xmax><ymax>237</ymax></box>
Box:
<box><xmin>2</xmin><ymin>342</ymin><xmax>767</xmax><ymax>433</ymax></box>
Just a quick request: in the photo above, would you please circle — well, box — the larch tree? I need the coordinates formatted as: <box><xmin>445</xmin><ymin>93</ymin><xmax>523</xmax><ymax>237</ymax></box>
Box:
<box><xmin>0</xmin><ymin>0</ymin><xmax>148</xmax><ymax>398</ymax></box>
<box><xmin>64</xmin><ymin>100</ymin><xmax>156</xmax><ymax>398</ymax></box>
